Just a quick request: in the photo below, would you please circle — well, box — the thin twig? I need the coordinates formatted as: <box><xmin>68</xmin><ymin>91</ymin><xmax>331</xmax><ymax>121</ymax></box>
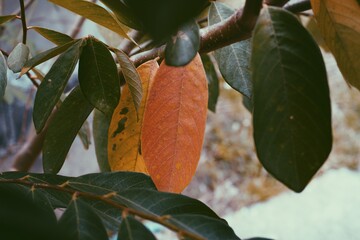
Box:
<box><xmin>0</xmin><ymin>178</ymin><xmax>205</xmax><ymax>240</ymax></box>
<box><xmin>19</xmin><ymin>0</ymin><xmax>27</xmax><ymax>44</ymax></box>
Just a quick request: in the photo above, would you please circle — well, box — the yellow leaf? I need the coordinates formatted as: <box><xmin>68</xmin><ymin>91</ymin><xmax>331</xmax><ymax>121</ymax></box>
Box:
<box><xmin>311</xmin><ymin>0</ymin><xmax>360</xmax><ymax>90</ymax></box>
<box><xmin>108</xmin><ymin>60</ymin><xmax>159</xmax><ymax>173</ymax></box>
<box><xmin>49</xmin><ymin>0</ymin><xmax>128</xmax><ymax>38</ymax></box>
<box><xmin>141</xmin><ymin>54</ymin><xmax>208</xmax><ymax>193</ymax></box>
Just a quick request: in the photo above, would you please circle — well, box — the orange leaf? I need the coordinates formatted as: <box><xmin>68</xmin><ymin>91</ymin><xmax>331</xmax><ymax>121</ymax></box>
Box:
<box><xmin>108</xmin><ymin>60</ymin><xmax>159</xmax><ymax>173</ymax></box>
<box><xmin>141</xmin><ymin>54</ymin><xmax>208</xmax><ymax>193</ymax></box>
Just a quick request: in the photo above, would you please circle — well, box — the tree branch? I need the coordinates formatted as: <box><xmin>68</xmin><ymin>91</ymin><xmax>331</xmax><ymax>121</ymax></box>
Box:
<box><xmin>131</xmin><ymin>0</ymin><xmax>311</xmax><ymax>67</ymax></box>
<box><xmin>0</xmin><ymin>178</ymin><xmax>205</xmax><ymax>240</ymax></box>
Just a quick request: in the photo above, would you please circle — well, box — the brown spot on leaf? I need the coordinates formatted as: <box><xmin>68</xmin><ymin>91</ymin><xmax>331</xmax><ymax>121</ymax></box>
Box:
<box><xmin>111</xmin><ymin>117</ymin><xmax>127</xmax><ymax>138</ymax></box>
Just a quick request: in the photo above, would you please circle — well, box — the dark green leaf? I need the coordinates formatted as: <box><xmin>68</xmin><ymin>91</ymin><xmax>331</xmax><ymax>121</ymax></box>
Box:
<box><xmin>58</xmin><ymin>199</ymin><xmax>108</xmax><ymax>240</ymax></box>
<box><xmin>7</xmin><ymin>43</ymin><xmax>30</xmax><ymax>73</ymax></box>
<box><xmin>114</xmin><ymin>49</ymin><xmax>142</xmax><ymax>116</ymax></box>
<box><xmin>0</xmin><ymin>15</ymin><xmax>16</xmax><ymax>25</ymax></box>
<box><xmin>33</xmin><ymin>40</ymin><xmax>84</xmax><ymax>133</ymax></box>
<box><xmin>118</xmin><ymin>216</ymin><xmax>156</xmax><ymax>240</ymax></box>
<box><xmin>29</xmin><ymin>26</ymin><xmax>74</xmax><ymax>45</ymax></box>
<box><xmin>43</xmin><ymin>87</ymin><xmax>94</xmax><ymax>174</ymax></box>
<box><xmin>79</xmin><ymin>37</ymin><xmax>120</xmax><ymax>117</ymax></box>
<box><xmin>201</xmin><ymin>54</ymin><xmax>219</xmax><ymax>112</ymax></box>
<box><xmin>70</xmin><ymin>171</ymin><xmax>156</xmax><ymax>192</ymax></box>
<box><xmin>0</xmin><ymin>52</ymin><xmax>7</xmax><ymax>98</ymax></box>
<box><xmin>209</xmin><ymin>2</ymin><xmax>252</xmax><ymax>98</ymax></box>
<box><xmin>99</xmin><ymin>0</ymin><xmax>142</xmax><ymax>30</ymax></box>
<box><xmin>165</xmin><ymin>19</ymin><xmax>200</xmax><ymax>66</ymax></box>
<box><xmin>93</xmin><ymin>109</ymin><xmax>111</xmax><ymax>172</ymax></box>
<box><xmin>252</xmin><ymin>7</ymin><xmax>332</xmax><ymax>192</ymax></box>
<box><xmin>169</xmin><ymin>214</ymin><xmax>240</xmax><ymax>240</ymax></box>
<box><xmin>114</xmin><ymin>189</ymin><xmax>219</xmax><ymax>219</ymax></box>
<box><xmin>20</xmin><ymin>40</ymin><xmax>79</xmax><ymax>77</ymax></box>
<box><xmin>0</xmin><ymin>184</ymin><xmax>62</xmax><ymax>240</ymax></box>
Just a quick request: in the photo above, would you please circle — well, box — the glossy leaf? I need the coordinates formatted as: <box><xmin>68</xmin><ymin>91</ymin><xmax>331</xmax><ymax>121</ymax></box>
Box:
<box><xmin>49</xmin><ymin>0</ymin><xmax>128</xmax><ymax>38</ymax></box>
<box><xmin>0</xmin><ymin>172</ymin><xmax>228</xmax><ymax>236</ymax></box>
<box><xmin>209</xmin><ymin>2</ymin><xmax>252</xmax><ymax>98</ymax></box>
<box><xmin>33</xmin><ymin>40</ymin><xmax>83</xmax><ymax>133</ymax></box>
<box><xmin>0</xmin><ymin>15</ymin><xmax>16</xmax><ymax>25</ymax></box>
<box><xmin>169</xmin><ymin>214</ymin><xmax>240</xmax><ymax>240</ymax></box>
<box><xmin>58</xmin><ymin>199</ymin><xmax>108</xmax><ymax>240</ymax></box>
<box><xmin>29</xmin><ymin>26</ymin><xmax>73</xmax><ymax>45</ymax></box>
<box><xmin>43</xmin><ymin>87</ymin><xmax>94</xmax><ymax>174</ymax></box>
<box><xmin>0</xmin><ymin>185</ymin><xmax>62</xmax><ymax>240</ymax></box>
<box><xmin>99</xmin><ymin>0</ymin><xmax>141</xmax><ymax>30</ymax></box>
<box><xmin>108</xmin><ymin>60</ymin><xmax>158</xmax><ymax>173</ymax></box>
<box><xmin>165</xmin><ymin>19</ymin><xmax>200</xmax><ymax>66</ymax></box>
<box><xmin>0</xmin><ymin>52</ymin><xmax>7</xmax><ymax>98</ymax></box>
<box><xmin>118</xmin><ymin>216</ymin><xmax>156</xmax><ymax>240</ymax></box>
<box><xmin>141</xmin><ymin>54</ymin><xmax>208</xmax><ymax>193</ymax></box>
<box><xmin>114</xmin><ymin>49</ymin><xmax>143</xmax><ymax>115</ymax></box>
<box><xmin>7</xmin><ymin>43</ymin><xmax>30</xmax><ymax>73</ymax></box>
<box><xmin>114</xmin><ymin>189</ymin><xmax>219</xmax><ymax>218</ymax></box>
<box><xmin>252</xmin><ymin>7</ymin><xmax>332</xmax><ymax>192</ymax></box>
<box><xmin>311</xmin><ymin>0</ymin><xmax>360</xmax><ymax>91</ymax></box>
<box><xmin>20</xmin><ymin>40</ymin><xmax>78</xmax><ymax>77</ymax></box>
<box><xmin>79</xmin><ymin>37</ymin><xmax>120</xmax><ymax>117</ymax></box>
<box><xmin>201</xmin><ymin>54</ymin><xmax>219</xmax><ymax>112</ymax></box>
<box><xmin>93</xmin><ymin>110</ymin><xmax>111</xmax><ymax>172</ymax></box>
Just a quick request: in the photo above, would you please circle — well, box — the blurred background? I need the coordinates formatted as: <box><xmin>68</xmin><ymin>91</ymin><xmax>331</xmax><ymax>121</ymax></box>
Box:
<box><xmin>0</xmin><ymin>0</ymin><xmax>359</xmax><ymax>239</ymax></box>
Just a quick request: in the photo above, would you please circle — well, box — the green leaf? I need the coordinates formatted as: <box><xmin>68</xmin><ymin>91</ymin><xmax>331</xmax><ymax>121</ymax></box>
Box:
<box><xmin>79</xmin><ymin>37</ymin><xmax>120</xmax><ymax>117</ymax></box>
<box><xmin>7</xmin><ymin>43</ymin><xmax>30</xmax><ymax>73</ymax></box>
<box><xmin>99</xmin><ymin>0</ymin><xmax>142</xmax><ymax>30</ymax></box>
<box><xmin>201</xmin><ymin>54</ymin><xmax>219</xmax><ymax>112</ymax></box>
<box><xmin>49</xmin><ymin>0</ymin><xmax>128</xmax><ymax>38</ymax></box>
<box><xmin>114</xmin><ymin>49</ymin><xmax>142</xmax><ymax>116</ymax></box>
<box><xmin>33</xmin><ymin>40</ymin><xmax>84</xmax><ymax>133</ymax></box>
<box><xmin>43</xmin><ymin>87</ymin><xmax>94</xmax><ymax>174</ymax></box>
<box><xmin>0</xmin><ymin>15</ymin><xmax>16</xmax><ymax>25</ymax></box>
<box><xmin>252</xmin><ymin>7</ymin><xmax>332</xmax><ymax>192</ymax></box>
<box><xmin>20</xmin><ymin>40</ymin><xmax>79</xmax><ymax>77</ymax></box>
<box><xmin>0</xmin><ymin>52</ymin><xmax>7</xmax><ymax>98</ymax></box>
<box><xmin>118</xmin><ymin>216</ymin><xmax>156</xmax><ymax>240</ymax></box>
<box><xmin>29</xmin><ymin>26</ymin><xmax>74</xmax><ymax>46</ymax></box>
<box><xmin>209</xmin><ymin>2</ymin><xmax>252</xmax><ymax>98</ymax></box>
<box><xmin>165</xmin><ymin>19</ymin><xmax>200</xmax><ymax>66</ymax></box>
<box><xmin>93</xmin><ymin>110</ymin><xmax>111</xmax><ymax>172</ymax></box>
<box><xmin>169</xmin><ymin>214</ymin><xmax>240</xmax><ymax>240</ymax></box>
<box><xmin>58</xmin><ymin>199</ymin><xmax>108</xmax><ymax>240</ymax></box>
<box><xmin>113</xmin><ymin>189</ymin><xmax>219</xmax><ymax>218</ymax></box>
<box><xmin>0</xmin><ymin>185</ymin><xmax>62</xmax><ymax>240</ymax></box>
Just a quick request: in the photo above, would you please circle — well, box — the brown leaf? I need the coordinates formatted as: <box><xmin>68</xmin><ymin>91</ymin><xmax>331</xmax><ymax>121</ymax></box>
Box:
<box><xmin>141</xmin><ymin>54</ymin><xmax>208</xmax><ymax>193</ymax></box>
<box><xmin>311</xmin><ymin>0</ymin><xmax>360</xmax><ymax>90</ymax></box>
<box><xmin>108</xmin><ymin>60</ymin><xmax>159</xmax><ymax>173</ymax></box>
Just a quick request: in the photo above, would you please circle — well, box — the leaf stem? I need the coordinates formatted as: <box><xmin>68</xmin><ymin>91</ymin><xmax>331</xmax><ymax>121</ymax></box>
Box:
<box><xmin>19</xmin><ymin>0</ymin><xmax>27</xmax><ymax>44</ymax></box>
<box><xmin>0</xmin><ymin>178</ymin><xmax>205</xmax><ymax>240</ymax></box>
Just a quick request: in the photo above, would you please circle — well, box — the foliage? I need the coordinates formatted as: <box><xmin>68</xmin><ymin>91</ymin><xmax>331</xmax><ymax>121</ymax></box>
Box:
<box><xmin>0</xmin><ymin>0</ymin><xmax>359</xmax><ymax>239</ymax></box>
